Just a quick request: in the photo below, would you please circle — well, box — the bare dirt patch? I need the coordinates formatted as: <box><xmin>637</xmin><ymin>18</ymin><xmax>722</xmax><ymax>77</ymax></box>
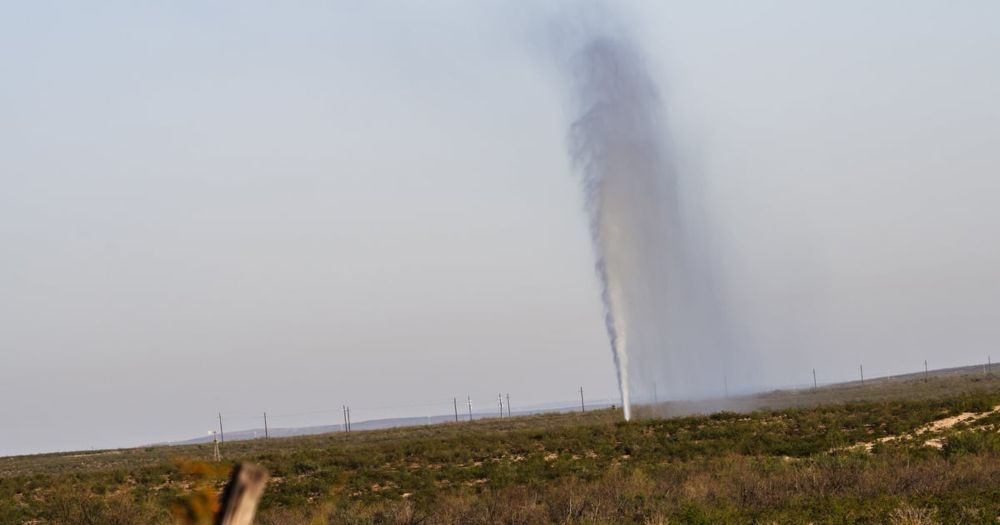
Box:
<box><xmin>839</xmin><ymin>405</ymin><xmax>1000</xmax><ymax>453</ymax></box>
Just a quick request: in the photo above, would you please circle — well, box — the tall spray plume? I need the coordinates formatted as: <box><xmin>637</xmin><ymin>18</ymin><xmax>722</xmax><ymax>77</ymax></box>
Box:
<box><xmin>560</xmin><ymin>16</ymin><xmax>731</xmax><ymax>420</ymax></box>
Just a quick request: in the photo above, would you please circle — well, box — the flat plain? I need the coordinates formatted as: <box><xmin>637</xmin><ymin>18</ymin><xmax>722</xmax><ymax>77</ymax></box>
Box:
<box><xmin>3</xmin><ymin>366</ymin><xmax>1000</xmax><ymax>524</ymax></box>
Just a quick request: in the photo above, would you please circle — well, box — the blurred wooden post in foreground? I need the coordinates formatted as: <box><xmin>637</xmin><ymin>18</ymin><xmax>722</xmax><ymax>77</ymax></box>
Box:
<box><xmin>215</xmin><ymin>463</ymin><xmax>269</xmax><ymax>525</ymax></box>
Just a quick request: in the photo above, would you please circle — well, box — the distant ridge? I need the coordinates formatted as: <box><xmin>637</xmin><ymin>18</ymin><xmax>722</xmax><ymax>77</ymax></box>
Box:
<box><xmin>164</xmin><ymin>402</ymin><xmax>617</xmax><ymax>446</ymax></box>
<box><xmin>164</xmin><ymin>364</ymin><xmax>993</xmax><ymax>446</ymax></box>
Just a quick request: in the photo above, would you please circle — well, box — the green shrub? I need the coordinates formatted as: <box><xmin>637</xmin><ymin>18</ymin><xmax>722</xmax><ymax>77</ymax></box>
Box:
<box><xmin>943</xmin><ymin>431</ymin><xmax>1000</xmax><ymax>457</ymax></box>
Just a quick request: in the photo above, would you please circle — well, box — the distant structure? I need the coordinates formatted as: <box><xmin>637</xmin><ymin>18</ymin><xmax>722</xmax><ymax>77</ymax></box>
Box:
<box><xmin>212</xmin><ymin>431</ymin><xmax>221</xmax><ymax>462</ymax></box>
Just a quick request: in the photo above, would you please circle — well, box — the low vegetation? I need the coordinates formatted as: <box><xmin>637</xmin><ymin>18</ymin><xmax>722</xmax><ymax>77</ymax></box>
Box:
<box><xmin>2</xmin><ymin>368</ymin><xmax>999</xmax><ymax>524</ymax></box>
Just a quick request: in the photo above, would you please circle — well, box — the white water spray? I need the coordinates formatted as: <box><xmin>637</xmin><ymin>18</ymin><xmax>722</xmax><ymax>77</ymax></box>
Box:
<box><xmin>563</xmin><ymin>19</ymin><xmax>728</xmax><ymax>420</ymax></box>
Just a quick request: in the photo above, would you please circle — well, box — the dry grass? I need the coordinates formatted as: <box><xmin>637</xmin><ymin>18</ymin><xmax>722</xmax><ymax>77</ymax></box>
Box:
<box><xmin>3</xmin><ymin>367</ymin><xmax>1000</xmax><ymax>524</ymax></box>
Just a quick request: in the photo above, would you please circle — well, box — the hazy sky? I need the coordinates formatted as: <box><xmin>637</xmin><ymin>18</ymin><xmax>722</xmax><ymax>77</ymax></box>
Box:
<box><xmin>2</xmin><ymin>1</ymin><xmax>999</xmax><ymax>456</ymax></box>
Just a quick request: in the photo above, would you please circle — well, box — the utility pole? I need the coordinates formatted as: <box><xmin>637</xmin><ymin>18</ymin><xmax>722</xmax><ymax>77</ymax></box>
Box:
<box><xmin>860</xmin><ymin>364</ymin><xmax>864</xmax><ymax>385</ymax></box>
<box><xmin>924</xmin><ymin>360</ymin><xmax>929</xmax><ymax>382</ymax></box>
<box><xmin>579</xmin><ymin>387</ymin><xmax>585</xmax><ymax>413</ymax></box>
<box><xmin>506</xmin><ymin>394</ymin><xmax>511</xmax><ymax>418</ymax></box>
<box><xmin>342</xmin><ymin>405</ymin><xmax>349</xmax><ymax>433</ymax></box>
<box><xmin>497</xmin><ymin>394</ymin><xmax>503</xmax><ymax>418</ymax></box>
<box><xmin>453</xmin><ymin>397</ymin><xmax>459</xmax><ymax>422</ymax></box>
<box><xmin>467</xmin><ymin>396</ymin><xmax>473</xmax><ymax>422</ymax></box>
<box><xmin>263</xmin><ymin>412</ymin><xmax>269</xmax><ymax>439</ymax></box>
<box><xmin>218</xmin><ymin>413</ymin><xmax>224</xmax><ymax>444</ymax></box>
<box><xmin>813</xmin><ymin>369</ymin><xmax>817</xmax><ymax>390</ymax></box>
<box><xmin>346</xmin><ymin>406</ymin><xmax>351</xmax><ymax>432</ymax></box>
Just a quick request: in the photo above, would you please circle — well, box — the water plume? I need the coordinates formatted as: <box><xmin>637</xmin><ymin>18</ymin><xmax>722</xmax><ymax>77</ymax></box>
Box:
<box><xmin>561</xmin><ymin>15</ymin><xmax>729</xmax><ymax>420</ymax></box>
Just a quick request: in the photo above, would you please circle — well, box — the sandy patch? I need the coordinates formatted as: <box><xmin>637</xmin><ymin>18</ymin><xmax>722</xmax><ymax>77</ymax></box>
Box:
<box><xmin>838</xmin><ymin>405</ymin><xmax>1000</xmax><ymax>453</ymax></box>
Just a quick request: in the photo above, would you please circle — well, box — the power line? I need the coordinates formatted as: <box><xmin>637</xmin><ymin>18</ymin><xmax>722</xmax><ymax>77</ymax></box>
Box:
<box><xmin>201</xmin><ymin>399</ymin><xmax>632</xmax><ymax>442</ymax></box>
<box><xmin>259</xmin><ymin>399</ymin><xmax>453</xmax><ymax>420</ymax></box>
<box><xmin>201</xmin><ymin>361</ymin><xmax>997</xmax><ymax>443</ymax></box>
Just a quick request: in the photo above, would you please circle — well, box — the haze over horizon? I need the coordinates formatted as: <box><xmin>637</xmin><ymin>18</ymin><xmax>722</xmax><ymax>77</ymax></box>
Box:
<box><xmin>3</xmin><ymin>1</ymin><xmax>999</xmax><ymax>456</ymax></box>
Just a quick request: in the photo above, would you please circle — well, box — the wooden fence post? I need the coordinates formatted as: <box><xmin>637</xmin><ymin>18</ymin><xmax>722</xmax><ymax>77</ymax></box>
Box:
<box><xmin>215</xmin><ymin>463</ymin><xmax>269</xmax><ymax>525</ymax></box>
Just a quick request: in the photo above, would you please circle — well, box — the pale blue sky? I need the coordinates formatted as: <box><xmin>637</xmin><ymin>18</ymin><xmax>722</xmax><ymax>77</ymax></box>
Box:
<box><xmin>2</xmin><ymin>1</ymin><xmax>999</xmax><ymax>455</ymax></box>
